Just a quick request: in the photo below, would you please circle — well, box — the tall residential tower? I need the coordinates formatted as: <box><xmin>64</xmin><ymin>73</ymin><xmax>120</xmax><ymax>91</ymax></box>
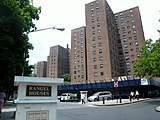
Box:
<box><xmin>47</xmin><ymin>45</ymin><xmax>70</xmax><ymax>78</ymax></box>
<box><xmin>71</xmin><ymin>0</ymin><xmax>145</xmax><ymax>83</ymax></box>
<box><xmin>85</xmin><ymin>0</ymin><xmax>119</xmax><ymax>83</ymax></box>
<box><xmin>70</xmin><ymin>26</ymin><xmax>87</xmax><ymax>83</ymax></box>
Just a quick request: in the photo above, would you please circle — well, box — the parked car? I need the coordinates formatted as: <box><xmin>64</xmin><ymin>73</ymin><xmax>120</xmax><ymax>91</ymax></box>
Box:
<box><xmin>60</xmin><ymin>93</ymin><xmax>78</xmax><ymax>102</ymax></box>
<box><xmin>88</xmin><ymin>91</ymin><xmax>112</xmax><ymax>102</ymax></box>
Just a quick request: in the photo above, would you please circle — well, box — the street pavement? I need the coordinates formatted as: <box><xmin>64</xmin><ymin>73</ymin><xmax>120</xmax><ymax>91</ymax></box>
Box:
<box><xmin>1</xmin><ymin>98</ymin><xmax>160</xmax><ymax>120</ymax></box>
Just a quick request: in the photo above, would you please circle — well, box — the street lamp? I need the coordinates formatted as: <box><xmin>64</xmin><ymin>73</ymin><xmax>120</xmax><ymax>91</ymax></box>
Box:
<box><xmin>30</xmin><ymin>26</ymin><xmax>65</xmax><ymax>32</ymax></box>
<box><xmin>22</xmin><ymin>26</ymin><xmax>65</xmax><ymax>76</ymax></box>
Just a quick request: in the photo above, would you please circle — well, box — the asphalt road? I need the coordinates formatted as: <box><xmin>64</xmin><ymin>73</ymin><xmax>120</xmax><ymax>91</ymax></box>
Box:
<box><xmin>57</xmin><ymin>98</ymin><xmax>160</xmax><ymax>120</ymax></box>
<box><xmin>1</xmin><ymin>98</ymin><xmax>160</xmax><ymax>120</ymax></box>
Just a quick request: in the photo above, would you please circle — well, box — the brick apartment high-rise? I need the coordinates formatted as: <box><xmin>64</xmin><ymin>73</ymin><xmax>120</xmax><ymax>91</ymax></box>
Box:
<box><xmin>37</xmin><ymin>61</ymin><xmax>47</xmax><ymax>77</ymax></box>
<box><xmin>85</xmin><ymin>0</ymin><xmax>119</xmax><ymax>83</ymax></box>
<box><xmin>70</xmin><ymin>26</ymin><xmax>87</xmax><ymax>83</ymax></box>
<box><xmin>47</xmin><ymin>45</ymin><xmax>70</xmax><ymax>78</ymax></box>
<box><xmin>115</xmin><ymin>7</ymin><xmax>145</xmax><ymax>79</ymax></box>
<box><xmin>71</xmin><ymin>0</ymin><xmax>145</xmax><ymax>83</ymax></box>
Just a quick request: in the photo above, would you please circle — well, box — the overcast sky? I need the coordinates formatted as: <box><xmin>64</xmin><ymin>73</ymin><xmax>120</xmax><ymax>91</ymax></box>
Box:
<box><xmin>28</xmin><ymin>0</ymin><xmax>160</xmax><ymax>65</ymax></box>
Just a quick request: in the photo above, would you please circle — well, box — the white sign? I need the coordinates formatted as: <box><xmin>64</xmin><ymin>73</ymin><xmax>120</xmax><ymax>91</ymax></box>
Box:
<box><xmin>141</xmin><ymin>78</ymin><xmax>149</xmax><ymax>85</ymax></box>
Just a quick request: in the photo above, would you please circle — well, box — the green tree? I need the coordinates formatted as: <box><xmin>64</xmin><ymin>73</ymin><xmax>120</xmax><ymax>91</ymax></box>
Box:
<box><xmin>62</xmin><ymin>74</ymin><xmax>71</xmax><ymax>82</ymax></box>
<box><xmin>0</xmin><ymin>0</ymin><xmax>41</xmax><ymax>93</ymax></box>
<box><xmin>133</xmin><ymin>39</ymin><xmax>160</xmax><ymax>78</ymax></box>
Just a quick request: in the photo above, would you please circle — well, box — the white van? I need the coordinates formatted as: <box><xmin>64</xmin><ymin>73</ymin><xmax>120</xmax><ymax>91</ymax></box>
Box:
<box><xmin>60</xmin><ymin>93</ymin><xmax>78</xmax><ymax>102</ymax></box>
<box><xmin>88</xmin><ymin>91</ymin><xmax>112</xmax><ymax>102</ymax></box>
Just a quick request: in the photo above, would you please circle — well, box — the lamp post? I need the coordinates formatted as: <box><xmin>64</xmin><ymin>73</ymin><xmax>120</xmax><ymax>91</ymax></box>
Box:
<box><xmin>31</xmin><ymin>26</ymin><xmax>65</xmax><ymax>32</ymax></box>
<box><xmin>22</xmin><ymin>26</ymin><xmax>65</xmax><ymax>76</ymax></box>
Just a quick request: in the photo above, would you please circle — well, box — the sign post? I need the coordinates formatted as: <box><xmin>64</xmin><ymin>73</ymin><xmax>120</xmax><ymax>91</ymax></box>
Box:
<box><xmin>14</xmin><ymin>76</ymin><xmax>63</xmax><ymax>120</ymax></box>
<box><xmin>114</xmin><ymin>81</ymin><xmax>118</xmax><ymax>103</ymax></box>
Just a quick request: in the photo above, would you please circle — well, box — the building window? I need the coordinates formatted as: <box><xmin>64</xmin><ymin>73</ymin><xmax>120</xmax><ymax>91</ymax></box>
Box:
<box><xmin>99</xmin><ymin>49</ymin><xmax>102</xmax><ymax>53</ymax></box>
<box><xmin>125</xmin><ymin>55</ymin><xmax>130</xmax><ymax>60</ymax></box>
<box><xmin>131</xmin><ymin>19</ymin><xmax>134</xmax><ymax>23</ymax></box>
<box><xmin>131</xmin><ymin>55</ymin><xmax>134</xmax><ymax>58</ymax></box>
<box><xmin>96</xmin><ymin>11</ymin><xmax>99</xmax><ymax>15</ymax></box>
<box><xmin>100</xmin><ymin>64</ymin><xmax>103</xmax><ymax>68</ymax></box>
<box><xmin>97</xmin><ymin>29</ymin><xmax>101</xmax><ymax>33</ymax></box>
<box><xmin>97</xmin><ymin>17</ymin><xmax>100</xmax><ymax>21</ymax></box>
<box><xmin>92</xmin><ymin>25</ymin><xmax>95</xmax><ymax>29</ymax></box>
<box><xmin>97</xmin><ymin>23</ymin><xmax>100</xmax><ymax>27</ymax></box>
<box><xmin>124</xmin><ymin>49</ymin><xmax>129</xmax><ymax>54</ymax></box>
<box><xmin>99</xmin><ymin>42</ymin><xmax>102</xmax><ymax>47</ymax></box>
<box><xmin>134</xmin><ymin>36</ymin><xmax>137</xmax><ymax>40</ymax></box>
<box><xmin>130</xmin><ymin>48</ymin><xmax>134</xmax><ymax>52</ymax></box>
<box><xmin>128</xmin><ymin>31</ymin><xmax>131</xmax><ymax>34</ymax></box>
<box><xmin>123</xmin><ymin>38</ymin><xmax>127</xmax><ymax>42</ymax></box>
<box><xmin>130</xmin><ymin>14</ymin><xmax>134</xmax><ymax>18</ymax></box>
<box><xmin>93</xmin><ymin>57</ymin><xmax>97</xmax><ymax>62</ymax></box>
<box><xmin>127</xmin><ymin>68</ymin><xmax>131</xmax><ymax>72</ymax></box>
<box><xmin>93</xmin><ymin>50</ymin><xmax>96</xmax><ymax>55</ymax></box>
<box><xmin>91</xmin><ymin>19</ymin><xmax>94</xmax><ymax>23</ymax></box>
<box><xmin>126</xmin><ymin>62</ymin><xmax>130</xmax><ymax>66</ymax></box>
<box><xmin>120</xmin><ymin>17</ymin><xmax>124</xmax><ymax>21</ymax></box>
<box><xmin>127</xmin><ymin>26</ymin><xmax>130</xmax><ymax>29</ymax></box>
<box><xmin>122</xmin><ymin>27</ymin><xmax>126</xmax><ymax>31</ymax></box>
<box><xmin>129</xmin><ymin>37</ymin><xmax>132</xmax><ymax>40</ymax></box>
<box><xmin>135</xmin><ymin>42</ymin><xmax>138</xmax><ymax>46</ymax></box>
<box><xmin>121</xmin><ymin>22</ymin><xmax>125</xmax><ymax>26</ymax></box>
<box><xmin>92</xmin><ymin>37</ymin><xmax>96</xmax><ymax>41</ymax></box>
<box><xmin>98</xmin><ymin>36</ymin><xmax>101</xmax><ymax>40</ymax></box>
<box><xmin>133</xmin><ymin>30</ymin><xmax>136</xmax><ymax>34</ymax></box>
<box><xmin>92</xmin><ymin>31</ymin><xmax>95</xmax><ymax>34</ymax></box>
<box><xmin>94</xmin><ymin>72</ymin><xmax>98</xmax><ymax>77</ymax></box>
<box><xmin>119</xmin><ymin>12</ymin><xmax>123</xmax><ymax>15</ymax></box>
<box><xmin>91</xmin><ymin>13</ymin><xmax>94</xmax><ymax>17</ymax></box>
<box><xmin>132</xmin><ymin>25</ymin><xmax>136</xmax><ymax>28</ymax></box>
<box><xmin>91</xmin><ymin>8</ymin><xmax>94</xmax><ymax>12</ymax></box>
<box><xmin>93</xmin><ymin>44</ymin><xmax>96</xmax><ymax>48</ymax></box>
<box><xmin>99</xmin><ymin>56</ymin><xmax>103</xmax><ymax>61</ymax></box>
<box><xmin>100</xmin><ymin>72</ymin><xmax>104</xmax><ymax>76</ymax></box>
<box><xmin>122</xmin><ymin>32</ymin><xmax>126</xmax><ymax>37</ymax></box>
<box><xmin>81</xmin><ymin>59</ymin><xmax>84</xmax><ymax>63</ymax></box>
<box><xmin>136</xmin><ymin>48</ymin><xmax>139</xmax><ymax>52</ymax></box>
<box><xmin>81</xmin><ymin>54</ymin><xmax>84</xmax><ymax>58</ymax></box>
<box><xmin>94</xmin><ymin>65</ymin><xmax>97</xmax><ymax>69</ymax></box>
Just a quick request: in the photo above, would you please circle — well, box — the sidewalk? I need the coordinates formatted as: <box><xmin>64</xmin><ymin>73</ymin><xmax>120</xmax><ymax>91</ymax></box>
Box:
<box><xmin>87</xmin><ymin>98</ymin><xmax>160</xmax><ymax>112</ymax></box>
<box><xmin>86</xmin><ymin>98</ymin><xmax>148</xmax><ymax>106</ymax></box>
<box><xmin>155</xmin><ymin>106</ymin><xmax>160</xmax><ymax>112</ymax></box>
<box><xmin>1</xmin><ymin>101</ymin><xmax>16</xmax><ymax>120</ymax></box>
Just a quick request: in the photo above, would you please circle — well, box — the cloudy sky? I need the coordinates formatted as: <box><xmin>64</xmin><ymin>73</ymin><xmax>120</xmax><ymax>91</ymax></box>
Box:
<box><xmin>28</xmin><ymin>0</ymin><xmax>160</xmax><ymax>65</ymax></box>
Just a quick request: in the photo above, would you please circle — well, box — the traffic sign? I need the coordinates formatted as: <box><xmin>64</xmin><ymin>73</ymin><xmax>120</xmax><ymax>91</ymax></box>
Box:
<box><xmin>114</xmin><ymin>81</ymin><xmax>118</xmax><ymax>87</ymax></box>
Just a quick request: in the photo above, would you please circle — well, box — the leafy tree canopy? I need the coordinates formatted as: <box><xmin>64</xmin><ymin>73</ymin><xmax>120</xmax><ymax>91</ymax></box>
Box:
<box><xmin>133</xmin><ymin>39</ymin><xmax>160</xmax><ymax>78</ymax></box>
<box><xmin>0</xmin><ymin>0</ymin><xmax>41</xmax><ymax>93</ymax></box>
<box><xmin>62</xmin><ymin>74</ymin><xmax>71</xmax><ymax>82</ymax></box>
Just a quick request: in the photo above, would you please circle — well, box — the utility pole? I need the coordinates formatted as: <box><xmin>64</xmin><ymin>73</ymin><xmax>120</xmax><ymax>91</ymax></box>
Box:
<box><xmin>22</xmin><ymin>26</ymin><xmax>65</xmax><ymax>76</ymax></box>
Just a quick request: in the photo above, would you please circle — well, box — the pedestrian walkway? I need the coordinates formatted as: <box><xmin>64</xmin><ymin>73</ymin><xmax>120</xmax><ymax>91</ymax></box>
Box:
<box><xmin>86</xmin><ymin>98</ymin><xmax>148</xmax><ymax>106</ymax></box>
<box><xmin>1</xmin><ymin>101</ymin><xmax>15</xmax><ymax>120</ymax></box>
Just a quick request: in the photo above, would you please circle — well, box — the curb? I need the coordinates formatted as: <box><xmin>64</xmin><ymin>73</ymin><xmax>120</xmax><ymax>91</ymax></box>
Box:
<box><xmin>155</xmin><ymin>106</ymin><xmax>160</xmax><ymax>112</ymax></box>
<box><xmin>91</xmin><ymin>99</ymin><xmax>148</xmax><ymax>106</ymax></box>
